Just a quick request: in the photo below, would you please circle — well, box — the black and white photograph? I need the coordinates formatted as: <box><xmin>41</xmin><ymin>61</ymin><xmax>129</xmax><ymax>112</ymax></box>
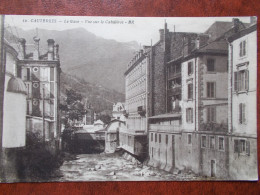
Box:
<box><xmin>0</xmin><ymin>15</ymin><xmax>257</xmax><ymax>182</ymax></box>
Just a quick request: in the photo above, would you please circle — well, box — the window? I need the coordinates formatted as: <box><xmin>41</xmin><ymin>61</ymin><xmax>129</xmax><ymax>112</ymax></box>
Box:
<box><xmin>166</xmin><ymin>135</ymin><xmax>168</xmax><ymax>145</ymax></box>
<box><xmin>188</xmin><ymin>83</ymin><xmax>193</xmax><ymax>99</ymax></box>
<box><xmin>159</xmin><ymin>134</ymin><xmax>161</xmax><ymax>143</ymax></box>
<box><xmin>207</xmin><ymin>106</ymin><xmax>216</xmax><ymax>123</ymax></box>
<box><xmin>234</xmin><ymin>70</ymin><xmax>249</xmax><ymax>92</ymax></box>
<box><xmin>186</xmin><ymin>108</ymin><xmax>193</xmax><ymax>123</ymax></box>
<box><xmin>218</xmin><ymin>137</ymin><xmax>224</xmax><ymax>151</ymax></box>
<box><xmin>188</xmin><ymin>134</ymin><xmax>192</xmax><ymax>145</ymax></box>
<box><xmin>188</xmin><ymin>61</ymin><xmax>193</xmax><ymax>75</ymax></box>
<box><xmin>151</xmin><ymin>133</ymin><xmax>153</xmax><ymax>142</ymax></box>
<box><xmin>207</xmin><ymin>59</ymin><xmax>215</xmax><ymax>72</ymax></box>
<box><xmin>201</xmin><ymin>135</ymin><xmax>207</xmax><ymax>148</ymax></box>
<box><xmin>26</xmin><ymin>68</ymin><xmax>30</xmax><ymax>81</ymax></box>
<box><xmin>207</xmin><ymin>82</ymin><xmax>215</xmax><ymax>98</ymax></box>
<box><xmin>209</xmin><ymin>136</ymin><xmax>215</xmax><ymax>149</ymax></box>
<box><xmin>239</xmin><ymin>103</ymin><xmax>246</xmax><ymax>124</ymax></box>
<box><xmin>239</xmin><ymin>40</ymin><xmax>246</xmax><ymax>57</ymax></box>
<box><xmin>155</xmin><ymin>134</ymin><xmax>157</xmax><ymax>142</ymax></box>
<box><xmin>234</xmin><ymin>139</ymin><xmax>250</xmax><ymax>155</ymax></box>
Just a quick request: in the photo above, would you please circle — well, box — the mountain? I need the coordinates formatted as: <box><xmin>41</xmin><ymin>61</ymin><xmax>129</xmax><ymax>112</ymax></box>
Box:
<box><xmin>60</xmin><ymin>72</ymin><xmax>125</xmax><ymax>113</ymax></box>
<box><xmin>6</xmin><ymin>27</ymin><xmax>139</xmax><ymax>93</ymax></box>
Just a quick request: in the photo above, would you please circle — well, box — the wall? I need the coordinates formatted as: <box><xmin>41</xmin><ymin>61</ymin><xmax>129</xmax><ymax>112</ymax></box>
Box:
<box><xmin>181</xmin><ymin>58</ymin><xmax>196</xmax><ymax>131</ymax></box>
<box><xmin>2</xmin><ymin>91</ymin><xmax>26</xmax><ymax>148</ymax></box>
<box><xmin>199</xmin><ymin>134</ymin><xmax>229</xmax><ymax>178</ymax></box>
<box><xmin>151</xmin><ymin>41</ymin><xmax>166</xmax><ymax>116</ymax></box>
<box><xmin>231</xmin><ymin>30</ymin><xmax>257</xmax><ymax>135</ymax></box>
<box><xmin>228</xmin><ymin>136</ymin><xmax>258</xmax><ymax>180</ymax></box>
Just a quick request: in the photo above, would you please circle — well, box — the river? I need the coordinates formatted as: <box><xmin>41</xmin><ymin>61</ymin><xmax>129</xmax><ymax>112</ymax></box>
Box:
<box><xmin>51</xmin><ymin>152</ymin><xmax>201</xmax><ymax>181</ymax></box>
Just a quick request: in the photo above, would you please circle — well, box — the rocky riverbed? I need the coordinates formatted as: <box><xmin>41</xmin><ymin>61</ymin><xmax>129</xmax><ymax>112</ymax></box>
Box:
<box><xmin>51</xmin><ymin>152</ymin><xmax>202</xmax><ymax>181</ymax></box>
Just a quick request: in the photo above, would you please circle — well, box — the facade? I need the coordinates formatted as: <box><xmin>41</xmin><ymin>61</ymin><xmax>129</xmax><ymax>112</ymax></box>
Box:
<box><xmin>146</xmin><ymin>19</ymin><xmax>254</xmax><ymax>179</ymax></box>
<box><xmin>181</xmin><ymin>39</ymin><xmax>229</xmax><ymax>177</ymax></box>
<box><xmin>0</xmin><ymin>41</ymin><xmax>28</xmax><ymax>182</ymax></box>
<box><xmin>227</xmin><ymin>23</ymin><xmax>257</xmax><ymax>180</ymax></box>
<box><xmin>17</xmin><ymin>37</ymin><xmax>61</xmax><ymax>144</ymax></box>
<box><xmin>112</xmin><ymin>102</ymin><xmax>126</xmax><ymax>121</ymax></box>
<box><xmin>122</xmin><ymin>49</ymin><xmax>148</xmax><ymax>158</ymax></box>
<box><xmin>105</xmin><ymin>119</ymin><xmax>126</xmax><ymax>153</ymax></box>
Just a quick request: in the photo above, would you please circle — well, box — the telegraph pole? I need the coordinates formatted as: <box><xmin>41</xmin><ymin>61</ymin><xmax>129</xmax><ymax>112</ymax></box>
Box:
<box><xmin>42</xmin><ymin>87</ymin><xmax>45</xmax><ymax>142</ymax></box>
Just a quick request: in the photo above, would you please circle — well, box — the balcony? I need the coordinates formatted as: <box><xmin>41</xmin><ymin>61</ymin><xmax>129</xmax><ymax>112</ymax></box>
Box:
<box><xmin>149</xmin><ymin>124</ymin><xmax>181</xmax><ymax>132</ymax></box>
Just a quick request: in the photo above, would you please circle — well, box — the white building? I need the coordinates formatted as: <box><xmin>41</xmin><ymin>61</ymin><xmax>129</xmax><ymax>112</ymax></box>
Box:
<box><xmin>227</xmin><ymin>21</ymin><xmax>257</xmax><ymax>180</ymax></box>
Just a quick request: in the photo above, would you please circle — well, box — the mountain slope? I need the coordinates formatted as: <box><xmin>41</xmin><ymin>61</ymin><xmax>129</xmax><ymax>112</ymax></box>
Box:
<box><xmin>9</xmin><ymin>27</ymin><xmax>139</xmax><ymax>93</ymax></box>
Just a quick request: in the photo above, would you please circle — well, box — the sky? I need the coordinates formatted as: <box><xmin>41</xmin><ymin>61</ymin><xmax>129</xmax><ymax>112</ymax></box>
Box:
<box><xmin>5</xmin><ymin>15</ymin><xmax>251</xmax><ymax>46</ymax></box>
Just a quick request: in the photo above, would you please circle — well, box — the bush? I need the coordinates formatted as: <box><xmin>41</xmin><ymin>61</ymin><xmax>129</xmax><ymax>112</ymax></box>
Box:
<box><xmin>19</xmin><ymin>132</ymin><xmax>64</xmax><ymax>181</ymax></box>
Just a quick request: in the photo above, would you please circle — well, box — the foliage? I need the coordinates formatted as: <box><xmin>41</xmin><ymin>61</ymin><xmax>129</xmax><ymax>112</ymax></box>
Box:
<box><xmin>97</xmin><ymin>114</ymin><xmax>111</xmax><ymax>124</ymax></box>
<box><xmin>18</xmin><ymin>132</ymin><xmax>64</xmax><ymax>181</ymax></box>
<box><xmin>66</xmin><ymin>89</ymin><xmax>82</xmax><ymax>105</ymax></box>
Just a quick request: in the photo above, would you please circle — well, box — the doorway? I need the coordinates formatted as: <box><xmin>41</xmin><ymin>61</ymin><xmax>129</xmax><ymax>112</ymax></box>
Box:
<box><xmin>211</xmin><ymin>160</ymin><xmax>216</xmax><ymax>177</ymax></box>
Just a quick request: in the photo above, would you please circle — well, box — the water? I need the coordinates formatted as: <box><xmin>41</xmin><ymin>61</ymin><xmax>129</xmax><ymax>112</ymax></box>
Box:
<box><xmin>51</xmin><ymin>152</ymin><xmax>201</xmax><ymax>181</ymax></box>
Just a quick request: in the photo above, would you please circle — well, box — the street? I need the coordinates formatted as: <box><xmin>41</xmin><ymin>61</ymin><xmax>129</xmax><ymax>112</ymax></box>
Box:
<box><xmin>52</xmin><ymin>152</ymin><xmax>201</xmax><ymax>181</ymax></box>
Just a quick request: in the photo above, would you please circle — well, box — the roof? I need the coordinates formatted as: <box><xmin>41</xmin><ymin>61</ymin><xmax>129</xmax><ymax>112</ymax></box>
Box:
<box><xmin>228</xmin><ymin>24</ymin><xmax>257</xmax><ymax>42</ymax></box>
<box><xmin>94</xmin><ymin>119</ymin><xmax>104</xmax><ymax>125</ymax></box>
<box><xmin>7</xmin><ymin>77</ymin><xmax>27</xmax><ymax>95</ymax></box>
<box><xmin>149</xmin><ymin>113</ymin><xmax>181</xmax><ymax>119</ymax></box>
<box><xmin>197</xmin><ymin>40</ymin><xmax>228</xmax><ymax>54</ymax></box>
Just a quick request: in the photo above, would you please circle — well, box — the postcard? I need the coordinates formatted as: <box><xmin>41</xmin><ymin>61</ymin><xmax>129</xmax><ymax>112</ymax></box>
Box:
<box><xmin>0</xmin><ymin>15</ymin><xmax>257</xmax><ymax>182</ymax></box>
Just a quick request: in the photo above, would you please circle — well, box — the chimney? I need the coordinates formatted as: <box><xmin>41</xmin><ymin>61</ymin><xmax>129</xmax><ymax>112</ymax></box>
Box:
<box><xmin>33</xmin><ymin>36</ymin><xmax>40</xmax><ymax>60</ymax></box>
<box><xmin>18</xmin><ymin>38</ymin><xmax>26</xmax><ymax>59</ymax></box>
<box><xmin>232</xmin><ymin>18</ymin><xmax>240</xmax><ymax>33</ymax></box>
<box><xmin>159</xmin><ymin>29</ymin><xmax>164</xmax><ymax>41</ymax></box>
<box><xmin>47</xmin><ymin>39</ymin><xmax>55</xmax><ymax>60</ymax></box>
<box><xmin>54</xmin><ymin>44</ymin><xmax>59</xmax><ymax>60</ymax></box>
<box><xmin>195</xmin><ymin>37</ymin><xmax>200</xmax><ymax>49</ymax></box>
<box><xmin>250</xmin><ymin>16</ymin><xmax>257</xmax><ymax>25</ymax></box>
<box><xmin>183</xmin><ymin>36</ymin><xmax>191</xmax><ymax>57</ymax></box>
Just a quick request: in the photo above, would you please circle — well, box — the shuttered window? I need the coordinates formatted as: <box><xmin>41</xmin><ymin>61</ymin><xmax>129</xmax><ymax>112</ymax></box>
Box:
<box><xmin>151</xmin><ymin>133</ymin><xmax>153</xmax><ymax>142</ymax></box>
<box><xmin>188</xmin><ymin>61</ymin><xmax>193</xmax><ymax>75</ymax></box>
<box><xmin>188</xmin><ymin>84</ymin><xmax>193</xmax><ymax>99</ymax></box>
<box><xmin>234</xmin><ymin>70</ymin><xmax>249</xmax><ymax>92</ymax></box>
<box><xmin>239</xmin><ymin>40</ymin><xmax>247</xmax><ymax>57</ymax></box>
<box><xmin>218</xmin><ymin>137</ymin><xmax>224</xmax><ymax>151</ymax></box>
<box><xmin>207</xmin><ymin>82</ymin><xmax>215</xmax><ymax>98</ymax></box>
<box><xmin>234</xmin><ymin>139</ymin><xmax>250</xmax><ymax>156</ymax></box>
<box><xmin>186</xmin><ymin>108</ymin><xmax>193</xmax><ymax>123</ymax></box>
<box><xmin>239</xmin><ymin>103</ymin><xmax>246</xmax><ymax>124</ymax></box>
<box><xmin>207</xmin><ymin>106</ymin><xmax>216</xmax><ymax>122</ymax></box>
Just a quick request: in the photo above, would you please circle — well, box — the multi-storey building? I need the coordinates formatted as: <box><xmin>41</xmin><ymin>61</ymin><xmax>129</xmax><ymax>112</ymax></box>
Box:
<box><xmin>121</xmin><ymin>49</ymin><xmax>148</xmax><ymax>158</ymax></box>
<box><xmin>147</xmin><ymin>18</ymin><xmax>253</xmax><ymax>179</ymax></box>
<box><xmin>17</xmin><ymin>36</ymin><xmax>61</xmax><ymax>144</ymax></box>
<box><xmin>227</xmin><ymin>21</ymin><xmax>257</xmax><ymax>180</ymax></box>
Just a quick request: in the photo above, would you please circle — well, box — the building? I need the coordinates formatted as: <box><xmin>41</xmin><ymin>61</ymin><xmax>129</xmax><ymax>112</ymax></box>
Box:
<box><xmin>0</xmin><ymin>15</ymin><xmax>27</xmax><ymax>180</ymax></box>
<box><xmin>148</xmin><ymin>24</ymin><xmax>210</xmax><ymax>171</ymax></box>
<box><xmin>147</xmin><ymin>19</ymin><xmax>253</xmax><ymax>179</ymax></box>
<box><xmin>105</xmin><ymin>119</ymin><xmax>126</xmax><ymax>153</ymax></box>
<box><xmin>227</xmin><ymin>20</ymin><xmax>257</xmax><ymax>180</ymax></box>
<box><xmin>17</xmin><ymin>36</ymin><xmax>61</xmax><ymax>145</ymax></box>
<box><xmin>112</xmin><ymin>102</ymin><xmax>126</xmax><ymax>121</ymax></box>
<box><xmin>121</xmin><ymin>48</ymin><xmax>148</xmax><ymax>158</ymax></box>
